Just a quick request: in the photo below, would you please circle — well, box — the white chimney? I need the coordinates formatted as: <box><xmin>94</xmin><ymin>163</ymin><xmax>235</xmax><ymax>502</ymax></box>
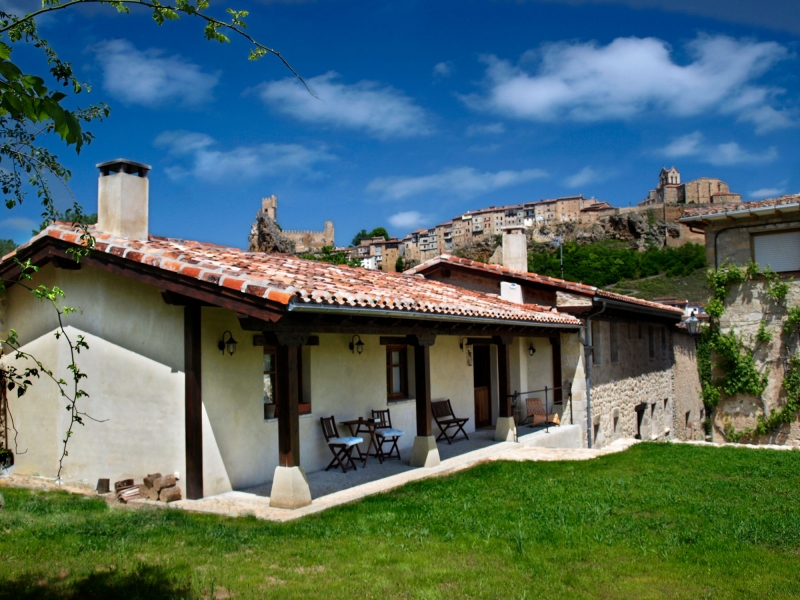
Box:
<box><xmin>501</xmin><ymin>225</ymin><xmax>527</xmax><ymax>272</ymax></box>
<box><xmin>96</xmin><ymin>159</ymin><xmax>151</xmax><ymax>241</ymax></box>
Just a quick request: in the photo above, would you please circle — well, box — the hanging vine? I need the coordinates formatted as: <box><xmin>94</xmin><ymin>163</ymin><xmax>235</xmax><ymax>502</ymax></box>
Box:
<box><xmin>699</xmin><ymin>261</ymin><xmax>799</xmax><ymax>442</ymax></box>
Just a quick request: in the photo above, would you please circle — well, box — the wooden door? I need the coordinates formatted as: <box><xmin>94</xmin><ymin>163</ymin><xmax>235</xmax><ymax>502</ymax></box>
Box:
<box><xmin>473</xmin><ymin>345</ymin><xmax>492</xmax><ymax>428</ymax></box>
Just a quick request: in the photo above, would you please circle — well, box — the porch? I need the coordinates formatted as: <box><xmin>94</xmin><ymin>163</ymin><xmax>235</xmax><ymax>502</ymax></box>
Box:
<box><xmin>166</xmin><ymin>423</ymin><xmax>586</xmax><ymax>522</ymax></box>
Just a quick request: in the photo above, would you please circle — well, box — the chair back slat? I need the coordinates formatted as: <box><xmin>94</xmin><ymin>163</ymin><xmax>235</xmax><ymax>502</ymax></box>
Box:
<box><xmin>431</xmin><ymin>399</ymin><xmax>453</xmax><ymax>420</ymax></box>
<box><xmin>320</xmin><ymin>416</ymin><xmax>339</xmax><ymax>441</ymax></box>
<box><xmin>526</xmin><ymin>398</ymin><xmax>545</xmax><ymax>417</ymax></box>
<box><xmin>372</xmin><ymin>409</ymin><xmax>392</xmax><ymax>428</ymax></box>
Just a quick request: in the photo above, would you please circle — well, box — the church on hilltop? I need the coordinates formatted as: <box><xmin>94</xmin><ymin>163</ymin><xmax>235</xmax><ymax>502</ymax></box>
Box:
<box><xmin>640</xmin><ymin>167</ymin><xmax>742</xmax><ymax>206</ymax></box>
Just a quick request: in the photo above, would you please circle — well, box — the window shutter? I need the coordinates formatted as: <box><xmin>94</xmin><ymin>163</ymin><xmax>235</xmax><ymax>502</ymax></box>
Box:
<box><xmin>753</xmin><ymin>231</ymin><xmax>800</xmax><ymax>273</ymax></box>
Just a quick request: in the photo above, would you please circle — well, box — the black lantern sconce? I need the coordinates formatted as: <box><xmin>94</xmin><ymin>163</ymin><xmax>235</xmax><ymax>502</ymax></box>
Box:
<box><xmin>218</xmin><ymin>331</ymin><xmax>238</xmax><ymax>356</ymax></box>
<box><xmin>528</xmin><ymin>343</ymin><xmax>536</xmax><ymax>357</ymax></box>
<box><xmin>349</xmin><ymin>335</ymin><xmax>364</xmax><ymax>355</ymax></box>
<box><xmin>459</xmin><ymin>337</ymin><xmax>468</xmax><ymax>351</ymax></box>
<box><xmin>685</xmin><ymin>310</ymin><xmax>700</xmax><ymax>336</ymax></box>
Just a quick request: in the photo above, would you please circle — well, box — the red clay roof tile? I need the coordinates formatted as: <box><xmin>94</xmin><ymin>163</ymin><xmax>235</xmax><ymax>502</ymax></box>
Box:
<box><xmin>10</xmin><ymin>224</ymin><xmax>582</xmax><ymax>326</ymax></box>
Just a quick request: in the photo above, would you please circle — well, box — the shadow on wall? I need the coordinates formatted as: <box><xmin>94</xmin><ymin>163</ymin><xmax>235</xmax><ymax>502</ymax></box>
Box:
<box><xmin>0</xmin><ymin>565</ymin><xmax>193</xmax><ymax>600</ymax></box>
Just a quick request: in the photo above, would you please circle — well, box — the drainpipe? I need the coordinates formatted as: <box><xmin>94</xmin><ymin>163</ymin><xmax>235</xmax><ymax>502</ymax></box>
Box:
<box><xmin>584</xmin><ymin>300</ymin><xmax>608</xmax><ymax>449</ymax></box>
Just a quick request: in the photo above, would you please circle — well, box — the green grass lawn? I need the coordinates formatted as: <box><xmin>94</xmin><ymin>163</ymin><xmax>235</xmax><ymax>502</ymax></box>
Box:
<box><xmin>2</xmin><ymin>443</ymin><xmax>800</xmax><ymax>599</ymax></box>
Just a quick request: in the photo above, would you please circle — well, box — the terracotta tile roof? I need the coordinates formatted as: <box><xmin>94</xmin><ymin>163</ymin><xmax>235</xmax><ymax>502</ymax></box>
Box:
<box><xmin>405</xmin><ymin>254</ymin><xmax>683</xmax><ymax>315</ymax></box>
<box><xmin>680</xmin><ymin>194</ymin><xmax>800</xmax><ymax>220</ymax></box>
<box><xmin>10</xmin><ymin>224</ymin><xmax>582</xmax><ymax>326</ymax></box>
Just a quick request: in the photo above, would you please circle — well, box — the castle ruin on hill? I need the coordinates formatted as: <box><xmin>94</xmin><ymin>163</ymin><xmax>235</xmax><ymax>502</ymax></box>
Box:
<box><xmin>248</xmin><ymin>195</ymin><xmax>335</xmax><ymax>254</ymax></box>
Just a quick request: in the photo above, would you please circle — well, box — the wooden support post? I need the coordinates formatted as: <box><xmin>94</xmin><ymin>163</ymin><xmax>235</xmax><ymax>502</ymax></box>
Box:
<box><xmin>409</xmin><ymin>334</ymin><xmax>440</xmax><ymax>467</ymax></box>
<box><xmin>184</xmin><ymin>305</ymin><xmax>203</xmax><ymax>500</ymax></box>
<box><xmin>497</xmin><ymin>339</ymin><xmax>512</xmax><ymax>419</ymax></box>
<box><xmin>410</xmin><ymin>334</ymin><xmax>436</xmax><ymax>437</ymax></box>
<box><xmin>276</xmin><ymin>343</ymin><xmax>300</xmax><ymax>468</ymax></box>
<box><xmin>270</xmin><ymin>332</ymin><xmax>312</xmax><ymax>509</ymax></box>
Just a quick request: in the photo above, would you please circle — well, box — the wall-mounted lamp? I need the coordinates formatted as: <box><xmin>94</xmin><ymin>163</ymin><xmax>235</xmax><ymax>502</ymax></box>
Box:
<box><xmin>459</xmin><ymin>337</ymin><xmax>468</xmax><ymax>351</ymax></box>
<box><xmin>218</xmin><ymin>331</ymin><xmax>238</xmax><ymax>356</ymax></box>
<box><xmin>528</xmin><ymin>343</ymin><xmax>536</xmax><ymax>357</ymax></box>
<box><xmin>685</xmin><ymin>311</ymin><xmax>700</xmax><ymax>336</ymax></box>
<box><xmin>349</xmin><ymin>334</ymin><xmax>364</xmax><ymax>355</ymax></box>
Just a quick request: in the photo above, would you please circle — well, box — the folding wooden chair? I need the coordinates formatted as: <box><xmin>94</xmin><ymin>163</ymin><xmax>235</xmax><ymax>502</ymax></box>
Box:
<box><xmin>524</xmin><ymin>398</ymin><xmax>559</xmax><ymax>428</ymax></box>
<box><xmin>320</xmin><ymin>416</ymin><xmax>363</xmax><ymax>473</ymax></box>
<box><xmin>372</xmin><ymin>409</ymin><xmax>404</xmax><ymax>461</ymax></box>
<box><xmin>431</xmin><ymin>399</ymin><xmax>469</xmax><ymax>444</ymax></box>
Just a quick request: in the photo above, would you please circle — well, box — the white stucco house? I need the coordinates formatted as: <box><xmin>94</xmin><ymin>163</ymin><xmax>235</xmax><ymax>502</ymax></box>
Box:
<box><xmin>1</xmin><ymin>160</ymin><xmax>592</xmax><ymax>508</ymax></box>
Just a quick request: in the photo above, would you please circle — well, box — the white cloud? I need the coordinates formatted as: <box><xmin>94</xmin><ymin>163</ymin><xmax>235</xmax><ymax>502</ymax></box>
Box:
<box><xmin>463</xmin><ymin>35</ymin><xmax>793</xmax><ymax>133</ymax></box>
<box><xmin>92</xmin><ymin>39</ymin><xmax>219</xmax><ymax>108</ymax></box>
<box><xmin>564</xmin><ymin>166</ymin><xmax>607</xmax><ymax>189</ymax></box>
<box><xmin>154</xmin><ymin>130</ymin><xmax>335</xmax><ymax>182</ymax></box>
<box><xmin>257</xmin><ymin>71</ymin><xmax>433</xmax><ymax>139</ymax></box>
<box><xmin>662</xmin><ymin>132</ymin><xmax>778</xmax><ymax>166</ymax></box>
<box><xmin>366</xmin><ymin>166</ymin><xmax>548</xmax><ymax>201</ymax></box>
<box><xmin>749</xmin><ymin>187</ymin><xmax>786</xmax><ymax>199</ymax></box>
<box><xmin>0</xmin><ymin>217</ymin><xmax>37</xmax><ymax>232</ymax></box>
<box><xmin>388</xmin><ymin>211</ymin><xmax>433</xmax><ymax>230</ymax></box>
<box><xmin>465</xmin><ymin>122</ymin><xmax>505</xmax><ymax>136</ymax></box>
<box><xmin>433</xmin><ymin>61</ymin><xmax>454</xmax><ymax>77</ymax></box>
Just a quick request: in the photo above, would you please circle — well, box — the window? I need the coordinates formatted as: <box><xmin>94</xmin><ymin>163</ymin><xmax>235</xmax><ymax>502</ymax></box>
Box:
<box><xmin>638</xmin><ymin>324</ymin><xmax>643</xmax><ymax>340</ymax></box>
<box><xmin>263</xmin><ymin>346</ymin><xmax>309</xmax><ymax>419</ymax></box>
<box><xmin>753</xmin><ymin>230</ymin><xmax>800</xmax><ymax>273</ymax></box>
<box><xmin>386</xmin><ymin>346</ymin><xmax>409</xmax><ymax>401</ymax></box>
<box><xmin>627</xmin><ymin>322</ymin><xmax>633</xmax><ymax>340</ymax></box>
<box><xmin>610</xmin><ymin>323</ymin><xmax>619</xmax><ymax>364</ymax></box>
<box><xmin>592</xmin><ymin>321</ymin><xmax>602</xmax><ymax>366</ymax></box>
<box><xmin>660</xmin><ymin>328</ymin><xmax>668</xmax><ymax>359</ymax></box>
<box><xmin>648</xmin><ymin>327</ymin><xmax>655</xmax><ymax>360</ymax></box>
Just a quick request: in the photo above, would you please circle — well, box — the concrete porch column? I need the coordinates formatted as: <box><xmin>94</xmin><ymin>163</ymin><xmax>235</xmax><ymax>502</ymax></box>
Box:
<box><xmin>270</xmin><ymin>334</ymin><xmax>311</xmax><ymax>509</ymax></box>
<box><xmin>410</xmin><ymin>334</ymin><xmax>440</xmax><ymax>468</ymax></box>
<box><xmin>494</xmin><ymin>335</ymin><xmax>516</xmax><ymax>442</ymax></box>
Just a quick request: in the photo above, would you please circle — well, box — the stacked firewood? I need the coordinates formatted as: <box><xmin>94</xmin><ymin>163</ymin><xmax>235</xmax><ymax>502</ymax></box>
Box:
<box><xmin>111</xmin><ymin>473</ymin><xmax>182</xmax><ymax>503</ymax></box>
<box><xmin>114</xmin><ymin>479</ymin><xmax>140</xmax><ymax>502</ymax></box>
<box><xmin>142</xmin><ymin>472</ymin><xmax>182</xmax><ymax>503</ymax></box>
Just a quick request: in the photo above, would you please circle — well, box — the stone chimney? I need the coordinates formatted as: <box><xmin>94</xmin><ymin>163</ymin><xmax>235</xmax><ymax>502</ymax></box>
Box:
<box><xmin>501</xmin><ymin>225</ymin><xmax>527</xmax><ymax>272</ymax></box>
<box><xmin>96</xmin><ymin>159</ymin><xmax>151</xmax><ymax>241</ymax></box>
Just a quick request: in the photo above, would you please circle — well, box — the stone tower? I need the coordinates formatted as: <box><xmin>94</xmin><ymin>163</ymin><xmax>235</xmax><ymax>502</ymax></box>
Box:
<box><xmin>262</xmin><ymin>195</ymin><xmax>277</xmax><ymax>221</ymax></box>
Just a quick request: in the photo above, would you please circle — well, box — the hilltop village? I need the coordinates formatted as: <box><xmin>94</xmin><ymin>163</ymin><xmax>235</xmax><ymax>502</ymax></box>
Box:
<box><xmin>253</xmin><ymin>167</ymin><xmax>743</xmax><ymax>273</ymax></box>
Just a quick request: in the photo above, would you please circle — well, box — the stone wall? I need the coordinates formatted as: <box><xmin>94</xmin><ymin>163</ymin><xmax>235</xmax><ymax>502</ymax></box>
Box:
<box><xmin>673</xmin><ymin>331</ymin><xmax>705</xmax><ymax>441</ymax></box>
<box><xmin>712</xmin><ymin>279</ymin><xmax>800</xmax><ymax>445</ymax></box>
<box><xmin>587</xmin><ymin>320</ymin><xmax>676</xmax><ymax>447</ymax></box>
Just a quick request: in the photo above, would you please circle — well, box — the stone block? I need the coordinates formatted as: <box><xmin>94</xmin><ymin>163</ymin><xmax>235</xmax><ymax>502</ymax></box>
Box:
<box><xmin>269</xmin><ymin>466</ymin><xmax>312</xmax><ymax>509</ymax></box>
<box><xmin>410</xmin><ymin>435</ymin><xmax>441</xmax><ymax>468</ymax></box>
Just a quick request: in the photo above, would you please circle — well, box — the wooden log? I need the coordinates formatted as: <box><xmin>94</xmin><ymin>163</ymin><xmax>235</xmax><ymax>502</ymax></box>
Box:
<box><xmin>96</xmin><ymin>478</ymin><xmax>110</xmax><ymax>494</ymax></box>
<box><xmin>138</xmin><ymin>484</ymin><xmax>149</xmax><ymax>496</ymax></box>
<box><xmin>148</xmin><ymin>487</ymin><xmax>159</xmax><ymax>501</ymax></box>
<box><xmin>114</xmin><ymin>478</ymin><xmax>134</xmax><ymax>491</ymax></box>
<box><xmin>159</xmin><ymin>485</ymin><xmax>182</xmax><ymax>503</ymax></box>
<box><xmin>154</xmin><ymin>474</ymin><xmax>177</xmax><ymax>491</ymax></box>
<box><xmin>143</xmin><ymin>473</ymin><xmax>162</xmax><ymax>489</ymax></box>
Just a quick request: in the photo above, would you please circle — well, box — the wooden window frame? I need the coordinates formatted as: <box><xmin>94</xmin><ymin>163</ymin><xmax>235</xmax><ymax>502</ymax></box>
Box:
<box><xmin>386</xmin><ymin>345</ymin><xmax>409</xmax><ymax>402</ymax></box>
<box><xmin>264</xmin><ymin>345</ymin><xmax>310</xmax><ymax>418</ymax></box>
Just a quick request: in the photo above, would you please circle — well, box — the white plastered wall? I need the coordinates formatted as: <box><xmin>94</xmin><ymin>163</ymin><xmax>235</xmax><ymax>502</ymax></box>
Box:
<box><xmin>4</xmin><ymin>264</ymin><xmax>186</xmax><ymax>491</ymax></box>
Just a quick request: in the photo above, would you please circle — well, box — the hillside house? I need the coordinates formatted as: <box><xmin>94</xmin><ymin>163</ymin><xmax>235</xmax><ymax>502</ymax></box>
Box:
<box><xmin>1</xmin><ymin>160</ymin><xmax>586</xmax><ymax>509</ymax></box>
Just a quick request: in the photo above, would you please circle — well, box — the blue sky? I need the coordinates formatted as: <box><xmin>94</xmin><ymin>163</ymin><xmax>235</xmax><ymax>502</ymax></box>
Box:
<box><xmin>1</xmin><ymin>0</ymin><xmax>799</xmax><ymax>247</ymax></box>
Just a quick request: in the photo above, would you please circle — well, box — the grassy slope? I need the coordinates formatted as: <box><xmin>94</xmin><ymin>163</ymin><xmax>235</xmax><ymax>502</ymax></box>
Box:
<box><xmin>605</xmin><ymin>267</ymin><xmax>710</xmax><ymax>302</ymax></box>
<box><xmin>2</xmin><ymin>443</ymin><xmax>800</xmax><ymax>599</ymax></box>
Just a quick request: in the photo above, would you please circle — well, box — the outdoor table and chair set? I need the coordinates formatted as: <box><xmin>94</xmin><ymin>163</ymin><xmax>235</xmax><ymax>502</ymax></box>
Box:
<box><xmin>320</xmin><ymin>399</ymin><xmax>470</xmax><ymax>473</ymax></box>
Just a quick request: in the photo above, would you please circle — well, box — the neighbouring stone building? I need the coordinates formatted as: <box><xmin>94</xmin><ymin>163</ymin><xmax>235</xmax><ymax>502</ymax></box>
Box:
<box><xmin>407</xmin><ymin>228</ymin><xmax>705</xmax><ymax>448</ymax></box>
<box><xmin>681</xmin><ymin>194</ymin><xmax>800</xmax><ymax>445</ymax></box>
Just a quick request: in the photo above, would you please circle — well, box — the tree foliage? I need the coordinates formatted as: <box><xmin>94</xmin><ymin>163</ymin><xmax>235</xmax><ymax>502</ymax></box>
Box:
<box><xmin>527</xmin><ymin>241</ymin><xmax>707</xmax><ymax>287</ymax></box>
<box><xmin>352</xmin><ymin>227</ymin><xmax>389</xmax><ymax>247</ymax></box>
